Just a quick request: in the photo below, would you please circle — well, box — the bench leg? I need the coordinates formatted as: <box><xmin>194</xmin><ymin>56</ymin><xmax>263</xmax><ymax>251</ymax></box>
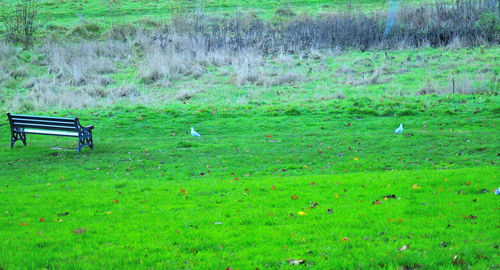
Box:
<box><xmin>78</xmin><ymin>133</ymin><xmax>93</xmax><ymax>152</ymax></box>
<box><xmin>10</xmin><ymin>132</ymin><xmax>26</xmax><ymax>148</ymax></box>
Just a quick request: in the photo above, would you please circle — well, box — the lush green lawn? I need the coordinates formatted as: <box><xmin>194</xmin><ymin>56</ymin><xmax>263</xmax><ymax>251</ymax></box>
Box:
<box><xmin>0</xmin><ymin>101</ymin><xmax>499</xmax><ymax>268</ymax></box>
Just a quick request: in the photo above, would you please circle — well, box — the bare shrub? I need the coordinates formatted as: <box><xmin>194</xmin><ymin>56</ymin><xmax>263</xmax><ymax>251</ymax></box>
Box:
<box><xmin>265</xmin><ymin>72</ymin><xmax>305</xmax><ymax>87</ymax></box>
<box><xmin>109</xmin><ymin>83</ymin><xmax>140</xmax><ymax>99</ymax></box>
<box><xmin>418</xmin><ymin>76</ymin><xmax>491</xmax><ymax>95</ymax></box>
<box><xmin>12</xmin><ymin>79</ymin><xmax>141</xmax><ymax>110</ymax></box>
<box><xmin>418</xmin><ymin>78</ymin><xmax>439</xmax><ymax>95</ymax></box>
<box><xmin>336</xmin><ymin>65</ymin><xmax>354</xmax><ymax>74</ymax></box>
<box><xmin>106</xmin><ymin>23</ymin><xmax>138</xmax><ymax>41</ymax></box>
<box><xmin>347</xmin><ymin>64</ymin><xmax>392</xmax><ymax>86</ymax></box>
<box><xmin>138</xmin><ymin>33</ymin><xmax>217</xmax><ymax>85</ymax></box>
<box><xmin>447</xmin><ymin>36</ymin><xmax>463</xmax><ymax>49</ymax></box>
<box><xmin>446</xmin><ymin>76</ymin><xmax>490</xmax><ymax>94</ymax></box>
<box><xmin>77</xmin><ymin>84</ymin><xmax>106</xmax><ymax>98</ymax></box>
<box><xmin>152</xmin><ymin>0</ymin><xmax>498</xmax><ymax>54</ymax></box>
<box><xmin>1</xmin><ymin>0</ymin><xmax>39</xmax><ymax>48</ymax></box>
<box><xmin>40</xmin><ymin>40</ymin><xmax>133</xmax><ymax>86</ymax></box>
<box><xmin>230</xmin><ymin>51</ymin><xmax>264</xmax><ymax>86</ymax></box>
<box><xmin>275</xmin><ymin>6</ymin><xmax>295</xmax><ymax>17</ymax></box>
<box><xmin>12</xmin><ymin>79</ymin><xmax>95</xmax><ymax>110</ymax></box>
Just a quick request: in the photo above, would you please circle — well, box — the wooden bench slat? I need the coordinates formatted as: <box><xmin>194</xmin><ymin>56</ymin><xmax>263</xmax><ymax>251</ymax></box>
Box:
<box><xmin>13</xmin><ymin>123</ymin><xmax>77</xmax><ymax>131</ymax></box>
<box><xmin>22</xmin><ymin>129</ymin><xmax>79</xmax><ymax>137</ymax></box>
<box><xmin>10</xmin><ymin>114</ymin><xmax>75</xmax><ymax>122</ymax></box>
<box><xmin>12</xmin><ymin>119</ymin><xmax>77</xmax><ymax>127</ymax></box>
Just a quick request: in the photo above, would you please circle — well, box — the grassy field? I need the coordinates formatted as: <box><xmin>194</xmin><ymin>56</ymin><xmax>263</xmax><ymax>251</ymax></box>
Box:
<box><xmin>0</xmin><ymin>0</ymin><xmax>499</xmax><ymax>268</ymax></box>
<box><xmin>0</xmin><ymin>0</ymin><xmax>431</xmax><ymax>27</ymax></box>
<box><xmin>1</xmin><ymin>102</ymin><xmax>499</xmax><ymax>268</ymax></box>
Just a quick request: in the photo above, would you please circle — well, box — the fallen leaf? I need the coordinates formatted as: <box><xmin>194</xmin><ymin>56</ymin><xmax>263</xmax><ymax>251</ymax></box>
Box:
<box><xmin>354</xmin><ymin>157</ymin><xmax>358</xmax><ymax>161</ymax></box>
<box><xmin>271</xmin><ymin>185</ymin><xmax>276</xmax><ymax>190</ymax></box>
<box><xmin>266</xmin><ymin>134</ymin><xmax>272</xmax><ymax>138</ymax></box>
<box><xmin>72</xmin><ymin>227</ymin><xmax>86</xmax><ymax>235</ymax></box>
<box><xmin>399</xmin><ymin>244</ymin><xmax>410</xmax><ymax>251</ymax></box>
<box><xmin>310</xmin><ymin>182</ymin><xmax>316</xmax><ymax>186</ymax></box>
<box><xmin>466</xmin><ymin>181</ymin><xmax>471</xmax><ymax>186</ymax></box>
<box><xmin>346</xmin><ymin>123</ymin><xmax>351</xmax><ymax>127</ymax></box>
<box><xmin>287</xmin><ymin>259</ymin><xmax>305</xmax><ymax>265</ymax></box>
<box><xmin>113</xmin><ymin>199</ymin><xmax>119</xmax><ymax>204</ymax></box>
<box><xmin>333</xmin><ymin>193</ymin><xmax>339</xmax><ymax>198</ymax></box>
<box><xmin>341</xmin><ymin>237</ymin><xmax>350</xmax><ymax>242</ymax></box>
<box><xmin>108</xmin><ymin>211</ymin><xmax>113</xmax><ymax>215</ymax></box>
<box><xmin>298</xmin><ymin>211</ymin><xmax>307</xmax><ymax>216</ymax></box>
<box><xmin>19</xmin><ymin>222</ymin><xmax>28</xmax><ymax>226</ymax></box>
<box><xmin>180</xmin><ymin>189</ymin><xmax>188</xmax><ymax>195</ymax></box>
<box><xmin>39</xmin><ymin>217</ymin><xmax>45</xmax><ymax>222</ymax></box>
<box><xmin>412</xmin><ymin>184</ymin><xmax>421</xmax><ymax>190</ymax></box>
<box><xmin>291</xmin><ymin>194</ymin><xmax>299</xmax><ymax>200</ymax></box>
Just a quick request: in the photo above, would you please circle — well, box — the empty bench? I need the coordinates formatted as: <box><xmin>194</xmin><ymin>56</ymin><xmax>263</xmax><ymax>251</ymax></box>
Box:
<box><xmin>7</xmin><ymin>113</ymin><xmax>94</xmax><ymax>152</ymax></box>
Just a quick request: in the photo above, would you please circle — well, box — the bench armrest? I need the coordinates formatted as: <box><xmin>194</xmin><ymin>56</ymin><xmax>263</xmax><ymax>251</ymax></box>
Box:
<box><xmin>84</xmin><ymin>125</ymin><xmax>94</xmax><ymax>130</ymax></box>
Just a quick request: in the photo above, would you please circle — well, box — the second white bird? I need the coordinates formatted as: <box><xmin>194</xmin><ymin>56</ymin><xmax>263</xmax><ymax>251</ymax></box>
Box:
<box><xmin>394</xmin><ymin>123</ymin><xmax>403</xmax><ymax>134</ymax></box>
<box><xmin>191</xmin><ymin>127</ymin><xmax>201</xmax><ymax>137</ymax></box>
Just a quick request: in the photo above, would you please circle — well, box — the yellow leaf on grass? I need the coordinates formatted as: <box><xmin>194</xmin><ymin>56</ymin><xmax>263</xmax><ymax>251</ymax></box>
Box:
<box><xmin>333</xmin><ymin>193</ymin><xmax>339</xmax><ymax>198</ymax></box>
<box><xmin>354</xmin><ymin>157</ymin><xmax>358</xmax><ymax>161</ymax></box>
<box><xmin>298</xmin><ymin>211</ymin><xmax>307</xmax><ymax>216</ymax></box>
<box><xmin>412</xmin><ymin>184</ymin><xmax>421</xmax><ymax>189</ymax></box>
<box><xmin>341</xmin><ymin>237</ymin><xmax>350</xmax><ymax>242</ymax></box>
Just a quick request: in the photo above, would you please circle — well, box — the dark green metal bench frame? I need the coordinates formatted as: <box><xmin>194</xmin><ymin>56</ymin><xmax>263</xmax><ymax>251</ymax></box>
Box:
<box><xmin>7</xmin><ymin>113</ymin><xmax>94</xmax><ymax>152</ymax></box>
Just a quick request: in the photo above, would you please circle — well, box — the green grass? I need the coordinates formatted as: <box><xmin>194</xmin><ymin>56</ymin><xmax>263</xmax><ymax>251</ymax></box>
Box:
<box><xmin>0</xmin><ymin>102</ymin><xmax>499</xmax><ymax>268</ymax></box>
<box><xmin>0</xmin><ymin>0</ymin><xmax>432</xmax><ymax>28</ymax></box>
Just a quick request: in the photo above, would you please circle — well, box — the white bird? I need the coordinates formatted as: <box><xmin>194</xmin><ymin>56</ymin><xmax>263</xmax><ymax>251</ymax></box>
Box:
<box><xmin>191</xmin><ymin>127</ymin><xmax>201</xmax><ymax>137</ymax></box>
<box><xmin>394</xmin><ymin>123</ymin><xmax>403</xmax><ymax>134</ymax></box>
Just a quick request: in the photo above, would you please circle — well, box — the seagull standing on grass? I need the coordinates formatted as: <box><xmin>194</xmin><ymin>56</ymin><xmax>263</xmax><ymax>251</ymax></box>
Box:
<box><xmin>394</xmin><ymin>123</ymin><xmax>403</xmax><ymax>134</ymax></box>
<box><xmin>191</xmin><ymin>127</ymin><xmax>201</xmax><ymax>137</ymax></box>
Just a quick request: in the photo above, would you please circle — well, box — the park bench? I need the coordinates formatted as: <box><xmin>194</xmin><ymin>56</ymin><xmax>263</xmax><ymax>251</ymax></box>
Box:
<box><xmin>6</xmin><ymin>113</ymin><xmax>94</xmax><ymax>152</ymax></box>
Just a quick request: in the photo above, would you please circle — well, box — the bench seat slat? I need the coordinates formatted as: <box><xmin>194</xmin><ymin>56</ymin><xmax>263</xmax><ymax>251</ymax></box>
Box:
<box><xmin>12</xmin><ymin>119</ymin><xmax>77</xmax><ymax>126</ymax></box>
<box><xmin>10</xmin><ymin>114</ymin><xmax>75</xmax><ymax>122</ymax></box>
<box><xmin>14</xmin><ymin>122</ymin><xmax>77</xmax><ymax>131</ymax></box>
<box><xmin>21</xmin><ymin>129</ymin><xmax>78</xmax><ymax>137</ymax></box>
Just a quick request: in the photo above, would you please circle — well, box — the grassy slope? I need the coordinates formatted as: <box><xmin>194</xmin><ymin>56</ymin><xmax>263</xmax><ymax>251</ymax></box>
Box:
<box><xmin>0</xmin><ymin>0</ymin><xmax>431</xmax><ymax>27</ymax></box>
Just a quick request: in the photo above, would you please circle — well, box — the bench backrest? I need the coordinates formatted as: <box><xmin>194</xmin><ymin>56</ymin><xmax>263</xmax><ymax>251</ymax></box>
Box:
<box><xmin>7</xmin><ymin>113</ymin><xmax>80</xmax><ymax>137</ymax></box>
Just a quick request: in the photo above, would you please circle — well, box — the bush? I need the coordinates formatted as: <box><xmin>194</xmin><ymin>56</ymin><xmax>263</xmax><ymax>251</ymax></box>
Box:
<box><xmin>1</xmin><ymin>0</ymin><xmax>39</xmax><ymax>48</ymax></box>
<box><xmin>152</xmin><ymin>0</ymin><xmax>499</xmax><ymax>53</ymax></box>
<box><xmin>70</xmin><ymin>22</ymin><xmax>103</xmax><ymax>40</ymax></box>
